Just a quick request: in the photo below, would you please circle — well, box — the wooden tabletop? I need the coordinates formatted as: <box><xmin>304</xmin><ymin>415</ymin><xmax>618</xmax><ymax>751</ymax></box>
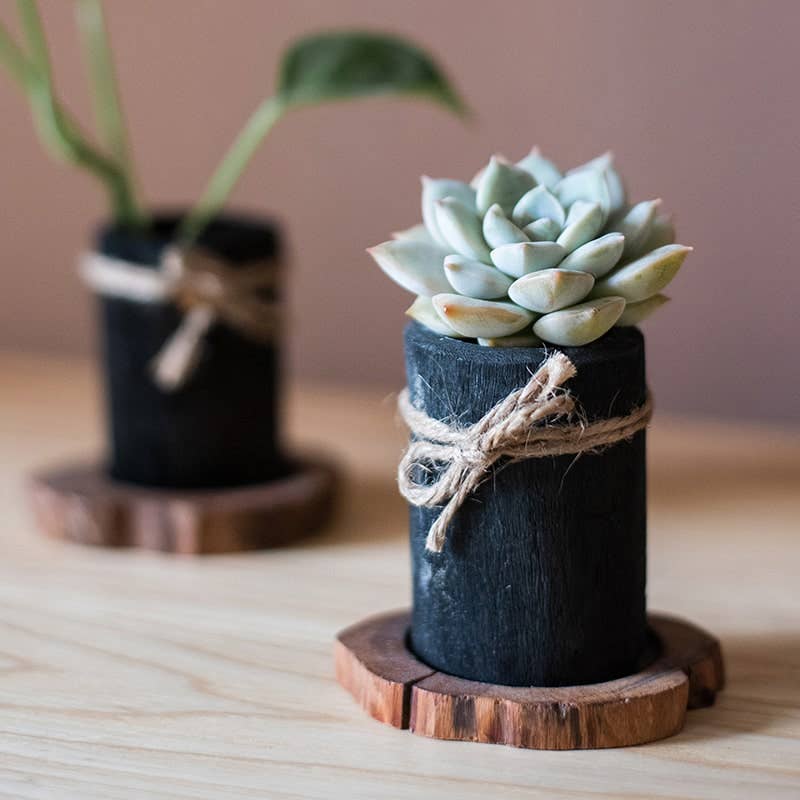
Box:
<box><xmin>0</xmin><ymin>351</ymin><xmax>798</xmax><ymax>799</ymax></box>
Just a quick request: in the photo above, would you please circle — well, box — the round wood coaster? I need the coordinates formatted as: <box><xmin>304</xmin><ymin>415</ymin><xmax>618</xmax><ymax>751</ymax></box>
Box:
<box><xmin>335</xmin><ymin>610</ymin><xmax>725</xmax><ymax>750</ymax></box>
<box><xmin>29</xmin><ymin>458</ymin><xmax>338</xmax><ymax>554</ymax></box>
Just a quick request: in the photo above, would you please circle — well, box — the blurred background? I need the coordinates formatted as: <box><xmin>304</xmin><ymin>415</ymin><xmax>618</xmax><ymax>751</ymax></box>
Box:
<box><xmin>1</xmin><ymin>0</ymin><xmax>798</xmax><ymax>422</ymax></box>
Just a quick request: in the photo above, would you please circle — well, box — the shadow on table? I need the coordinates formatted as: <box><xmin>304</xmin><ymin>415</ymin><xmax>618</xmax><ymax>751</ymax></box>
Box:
<box><xmin>677</xmin><ymin>629</ymin><xmax>800</xmax><ymax>742</ymax></box>
<box><xmin>306</xmin><ymin>472</ymin><xmax>407</xmax><ymax>548</ymax></box>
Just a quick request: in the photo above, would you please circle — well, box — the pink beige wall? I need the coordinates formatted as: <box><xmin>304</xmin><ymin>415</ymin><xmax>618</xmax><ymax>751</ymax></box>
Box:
<box><xmin>1</xmin><ymin>0</ymin><xmax>798</xmax><ymax>421</ymax></box>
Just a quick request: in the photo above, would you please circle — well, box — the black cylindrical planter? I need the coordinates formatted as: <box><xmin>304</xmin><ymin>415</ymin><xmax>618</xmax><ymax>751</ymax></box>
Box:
<box><xmin>95</xmin><ymin>212</ymin><xmax>287</xmax><ymax>489</ymax></box>
<box><xmin>405</xmin><ymin>321</ymin><xmax>648</xmax><ymax>687</ymax></box>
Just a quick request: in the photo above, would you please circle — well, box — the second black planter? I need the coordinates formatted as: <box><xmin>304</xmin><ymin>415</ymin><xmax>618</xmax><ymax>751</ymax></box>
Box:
<box><xmin>95</xmin><ymin>212</ymin><xmax>287</xmax><ymax>489</ymax></box>
<box><xmin>405</xmin><ymin>321</ymin><xmax>648</xmax><ymax>687</ymax></box>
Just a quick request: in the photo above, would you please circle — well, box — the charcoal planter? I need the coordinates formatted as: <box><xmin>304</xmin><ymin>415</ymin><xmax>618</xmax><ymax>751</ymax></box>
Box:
<box><xmin>94</xmin><ymin>212</ymin><xmax>288</xmax><ymax>489</ymax></box>
<box><xmin>404</xmin><ymin>321</ymin><xmax>648</xmax><ymax>687</ymax></box>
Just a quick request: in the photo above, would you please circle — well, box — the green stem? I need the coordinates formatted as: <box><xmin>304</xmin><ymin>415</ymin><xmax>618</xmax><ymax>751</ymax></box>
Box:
<box><xmin>0</xmin><ymin>20</ymin><xmax>30</xmax><ymax>85</ymax></box>
<box><xmin>10</xmin><ymin>1</ymin><xmax>143</xmax><ymax>227</ymax></box>
<box><xmin>179</xmin><ymin>95</ymin><xmax>287</xmax><ymax>244</ymax></box>
<box><xmin>75</xmin><ymin>0</ymin><xmax>146</xmax><ymax>227</ymax></box>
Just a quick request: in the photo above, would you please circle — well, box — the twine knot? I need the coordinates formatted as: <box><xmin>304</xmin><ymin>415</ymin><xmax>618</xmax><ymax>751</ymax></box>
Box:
<box><xmin>397</xmin><ymin>352</ymin><xmax>652</xmax><ymax>553</ymax></box>
<box><xmin>81</xmin><ymin>246</ymin><xmax>280</xmax><ymax>391</ymax></box>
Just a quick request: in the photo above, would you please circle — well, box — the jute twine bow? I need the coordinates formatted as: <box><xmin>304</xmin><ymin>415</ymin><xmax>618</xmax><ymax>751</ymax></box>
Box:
<box><xmin>397</xmin><ymin>352</ymin><xmax>652</xmax><ymax>553</ymax></box>
<box><xmin>81</xmin><ymin>246</ymin><xmax>280</xmax><ymax>391</ymax></box>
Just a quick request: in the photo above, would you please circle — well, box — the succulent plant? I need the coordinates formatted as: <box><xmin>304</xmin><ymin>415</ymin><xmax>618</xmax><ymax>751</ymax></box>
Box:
<box><xmin>369</xmin><ymin>148</ymin><xmax>692</xmax><ymax>346</ymax></box>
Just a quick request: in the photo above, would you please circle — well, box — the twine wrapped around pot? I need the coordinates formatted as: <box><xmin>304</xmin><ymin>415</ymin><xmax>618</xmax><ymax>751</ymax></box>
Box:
<box><xmin>81</xmin><ymin>246</ymin><xmax>280</xmax><ymax>391</ymax></box>
<box><xmin>398</xmin><ymin>351</ymin><xmax>652</xmax><ymax>552</ymax></box>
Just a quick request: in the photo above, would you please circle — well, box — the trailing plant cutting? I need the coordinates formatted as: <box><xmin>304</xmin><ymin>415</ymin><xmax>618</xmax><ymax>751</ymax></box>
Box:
<box><xmin>0</xmin><ymin>0</ymin><xmax>466</xmax><ymax>244</ymax></box>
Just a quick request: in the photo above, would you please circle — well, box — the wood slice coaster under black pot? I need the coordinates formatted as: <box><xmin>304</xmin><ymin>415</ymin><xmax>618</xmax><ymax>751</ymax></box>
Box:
<box><xmin>335</xmin><ymin>609</ymin><xmax>725</xmax><ymax>750</ymax></box>
<box><xmin>30</xmin><ymin>457</ymin><xmax>338</xmax><ymax>555</ymax></box>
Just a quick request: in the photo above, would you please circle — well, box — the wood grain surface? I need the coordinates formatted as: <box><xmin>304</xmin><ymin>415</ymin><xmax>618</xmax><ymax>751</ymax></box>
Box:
<box><xmin>0</xmin><ymin>351</ymin><xmax>798</xmax><ymax>798</ymax></box>
<box><xmin>336</xmin><ymin>610</ymin><xmax>723</xmax><ymax>750</ymax></box>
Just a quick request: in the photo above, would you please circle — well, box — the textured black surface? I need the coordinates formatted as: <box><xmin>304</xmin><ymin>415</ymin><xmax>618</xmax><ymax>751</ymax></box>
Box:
<box><xmin>405</xmin><ymin>322</ymin><xmax>648</xmax><ymax>687</ymax></box>
<box><xmin>96</xmin><ymin>212</ymin><xmax>287</xmax><ymax>489</ymax></box>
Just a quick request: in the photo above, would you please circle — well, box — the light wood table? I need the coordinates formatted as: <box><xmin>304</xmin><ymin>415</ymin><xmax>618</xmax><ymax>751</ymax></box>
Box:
<box><xmin>0</xmin><ymin>351</ymin><xmax>798</xmax><ymax>799</ymax></box>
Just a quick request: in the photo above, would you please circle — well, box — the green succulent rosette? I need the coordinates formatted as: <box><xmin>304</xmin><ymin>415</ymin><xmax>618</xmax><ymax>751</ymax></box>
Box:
<box><xmin>368</xmin><ymin>148</ymin><xmax>692</xmax><ymax>346</ymax></box>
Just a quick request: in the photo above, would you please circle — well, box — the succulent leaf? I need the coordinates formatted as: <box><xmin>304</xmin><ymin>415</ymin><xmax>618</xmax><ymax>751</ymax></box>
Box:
<box><xmin>533</xmin><ymin>297</ymin><xmax>626</xmax><ymax>346</ymax></box>
<box><xmin>567</xmin><ymin>152</ymin><xmax>626</xmax><ymax>213</ymax></box>
<box><xmin>490</xmin><ymin>241</ymin><xmax>566</xmax><ymax>278</ymax></box>
<box><xmin>476</xmin><ymin>156</ymin><xmax>537</xmax><ymax>216</ymax></box>
<box><xmin>444</xmin><ymin>254</ymin><xmax>514</xmax><ymax>299</ymax></box>
<box><xmin>603</xmin><ymin>164</ymin><xmax>627</xmax><ymax>214</ymax></box>
<box><xmin>555</xmin><ymin>169</ymin><xmax>611</xmax><ymax>217</ymax></box>
<box><xmin>432</xmin><ymin>293</ymin><xmax>535</xmax><ymax>338</ymax></box>
<box><xmin>406</xmin><ymin>295</ymin><xmax>464</xmax><ymax>336</ymax></box>
<box><xmin>367</xmin><ymin>239</ymin><xmax>451</xmax><ymax>296</ymax></box>
<box><xmin>568</xmin><ymin>152</ymin><xmax>613</xmax><ymax>174</ymax></box>
<box><xmin>591</xmin><ymin>244</ymin><xmax>691</xmax><ymax>303</ymax></box>
<box><xmin>392</xmin><ymin>223</ymin><xmax>437</xmax><ymax>244</ymax></box>
<box><xmin>469</xmin><ymin>154</ymin><xmax>510</xmax><ymax>189</ymax></box>
<box><xmin>616</xmin><ymin>199</ymin><xmax>661</xmax><ymax>258</ymax></box>
<box><xmin>421</xmin><ymin>177</ymin><xmax>476</xmax><ymax>246</ymax></box>
<box><xmin>523</xmin><ymin>217</ymin><xmax>561</xmax><ymax>242</ymax></box>
<box><xmin>639</xmin><ymin>213</ymin><xmax>676</xmax><ymax>255</ymax></box>
<box><xmin>556</xmin><ymin>200</ymin><xmax>604</xmax><ymax>252</ymax></box>
<box><xmin>478</xmin><ymin>332</ymin><xmax>542</xmax><ymax>348</ymax></box>
<box><xmin>616</xmin><ymin>293</ymin><xmax>670</xmax><ymax>327</ymax></box>
<box><xmin>508</xmin><ymin>269</ymin><xmax>595</xmax><ymax>313</ymax></box>
<box><xmin>434</xmin><ymin>197</ymin><xmax>492</xmax><ymax>263</ymax></box>
<box><xmin>512</xmin><ymin>186</ymin><xmax>566</xmax><ymax>228</ymax></box>
<box><xmin>558</xmin><ymin>232</ymin><xmax>625</xmax><ymax>277</ymax></box>
<box><xmin>516</xmin><ymin>147</ymin><xmax>562</xmax><ymax>188</ymax></box>
<box><xmin>482</xmin><ymin>204</ymin><xmax>530</xmax><ymax>248</ymax></box>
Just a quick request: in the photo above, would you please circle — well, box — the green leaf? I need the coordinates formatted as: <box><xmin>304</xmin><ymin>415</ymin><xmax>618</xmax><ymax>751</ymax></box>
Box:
<box><xmin>475</xmin><ymin>156</ymin><xmax>536</xmax><ymax>216</ymax></box>
<box><xmin>533</xmin><ymin>297</ymin><xmax>625</xmax><ymax>346</ymax></box>
<box><xmin>639</xmin><ymin>213</ymin><xmax>676</xmax><ymax>255</ymax></box>
<box><xmin>482</xmin><ymin>203</ymin><xmax>529</xmax><ymax>248</ymax></box>
<box><xmin>558</xmin><ymin>232</ymin><xmax>625</xmax><ymax>277</ymax></box>
<box><xmin>444</xmin><ymin>254</ymin><xmax>513</xmax><ymax>299</ymax></box>
<box><xmin>435</xmin><ymin>197</ymin><xmax>492</xmax><ymax>263</ymax></box>
<box><xmin>432</xmin><ymin>293</ymin><xmax>535</xmax><ymax>338</ymax></box>
<box><xmin>508</xmin><ymin>268</ymin><xmax>595</xmax><ymax>313</ymax></box>
<box><xmin>512</xmin><ymin>185</ymin><xmax>565</xmax><ymax>228</ymax></box>
<box><xmin>421</xmin><ymin>176</ymin><xmax>476</xmax><ymax>245</ymax></box>
<box><xmin>591</xmin><ymin>244</ymin><xmax>692</xmax><ymax>303</ymax></box>
<box><xmin>616</xmin><ymin>199</ymin><xmax>660</xmax><ymax>258</ymax></box>
<box><xmin>182</xmin><ymin>30</ymin><xmax>467</xmax><ymax>243</ymax></box>
<box><xmin>490</xmin><ymin>241</ymin><xmax>565</xmax><ymax>278</ymax></box>
<box><xmin>523</xmin><ymin>217</ymin><xmax>561</xmax><ymax>242</ymax></box>
<box><xmin>516</xmin><ymin>147</ymin><xmax>562</xmax><ymax>189</ymax></box>
<box><xmin>406</xmin><ymin>296</ymin><xmax>464</xmax><ymax>337</ymax></box>
<box><xmin>367</xmin><ymin>239</ymin><xmax>452</xmax><ymax>296</ymax></box>
<box><xmin>555</xmin><ymin>169</ymin><xmax>611</xmax><ymax>217</ymax></box>
<box><xmin>556</xmin><ymin>201</ymin><xmax>604</xmax><ymax>253</ymax></box>
<box><xmin>616</xmin><ymin>293</ymin><xmax>670</xmax><ymax>327</ymax></box>
<box><xmin>276</xmin><ymin>31</ymin><xmax>466</xmax><ymax>114</ymax></box>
